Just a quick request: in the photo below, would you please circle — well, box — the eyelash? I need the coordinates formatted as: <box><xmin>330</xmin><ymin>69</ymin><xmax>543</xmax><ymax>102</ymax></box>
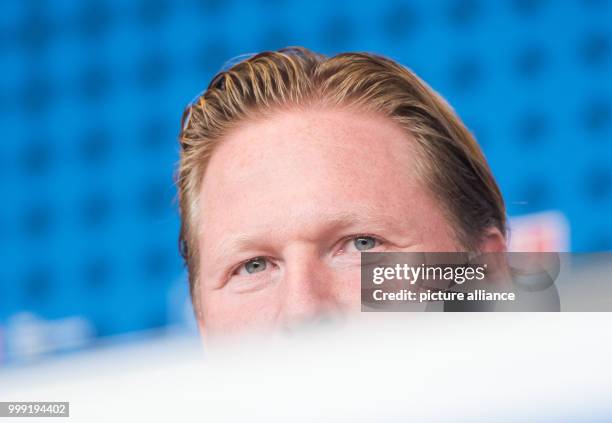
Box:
<box><xmin>336</xmin><ymin>233</ymin><xmax>384</xmax><ymax>254</ymax></box>
<box><xmin>231</xmin><ymin>256</ymin><xmax>274</xmax><ymax>276</ymax></box>
<box><xmin>229</xmin><ymin>234</ymin><xmax>386</xmax><ymax>278</ymax></box>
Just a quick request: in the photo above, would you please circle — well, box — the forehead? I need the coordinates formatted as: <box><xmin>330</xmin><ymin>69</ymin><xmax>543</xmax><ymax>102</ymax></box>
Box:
<box><xmin>197</xmin><ymin>106</ymin><xmax>429</xmax><ymax>247</ymax></box>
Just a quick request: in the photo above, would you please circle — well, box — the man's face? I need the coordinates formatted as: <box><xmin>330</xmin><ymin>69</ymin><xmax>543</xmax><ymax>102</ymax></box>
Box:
<box><xmin>196</xmin><ymin>107</ymin><xmax>460</xmax><ymax>336</ymax></box>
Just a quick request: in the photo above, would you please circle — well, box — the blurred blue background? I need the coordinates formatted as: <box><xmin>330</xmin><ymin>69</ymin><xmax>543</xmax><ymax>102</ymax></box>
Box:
<box><xmin>0</xmin><ymin>0</ymin><xmax>611</xmax><ymax>364</ymax></box>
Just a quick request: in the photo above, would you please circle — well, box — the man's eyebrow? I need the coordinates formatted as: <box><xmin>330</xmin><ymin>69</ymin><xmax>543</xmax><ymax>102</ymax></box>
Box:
<box><xmin>206</xmin><ymin>208</ymin><xmax>404</xmax><ymax>264</ymax></box>
<box><xmin>211</xmin><ymin>235</ymin><xmax>259</xmax><ymax>265</ymax></box>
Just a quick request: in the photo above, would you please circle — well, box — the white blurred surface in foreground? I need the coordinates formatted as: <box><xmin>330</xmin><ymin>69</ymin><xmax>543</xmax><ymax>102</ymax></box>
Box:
<box><xmin>1</xmin><ymin>313</ymin><xmax>611</xmax><ymax>422</ymax></box>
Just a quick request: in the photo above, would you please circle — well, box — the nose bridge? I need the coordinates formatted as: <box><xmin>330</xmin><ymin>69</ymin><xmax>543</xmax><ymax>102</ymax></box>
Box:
<box><xmin>280</xmin><ymin>246</ymin><xmax>336</xmax><ymax>319</ymax></box>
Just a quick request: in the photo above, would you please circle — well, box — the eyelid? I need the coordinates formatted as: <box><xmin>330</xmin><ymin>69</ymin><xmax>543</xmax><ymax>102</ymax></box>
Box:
<box><xmin>350</xmin><ymin>233</ymin><xmax>384</xmax><ymax>243</ymax></box>
<box><xmin>230</xmin><ymin>255</ymin><xmax>274</xmax><ymax>276</ymax></box>
<box><xmin>337</xmin><ymin>233</ymin><xmax>385</xmax><ymax>253</ymax></box>
<box><xmin>227</xmin><ymin>235</ymin><xmax>384</xmax><ymax>276</ymax></box>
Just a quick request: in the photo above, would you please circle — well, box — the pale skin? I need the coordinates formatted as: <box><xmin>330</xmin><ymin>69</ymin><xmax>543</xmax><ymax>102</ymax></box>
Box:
<box><xmin>196</xmin><ymin>106</ymin><xmax>506</xmax><ymax>337</ymax></box>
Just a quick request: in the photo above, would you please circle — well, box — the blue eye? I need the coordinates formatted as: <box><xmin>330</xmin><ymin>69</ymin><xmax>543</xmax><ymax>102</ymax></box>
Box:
<box><xmin>354</xmin><ymin>236</ymin><xmax>377</xmax><ymax>251</ymax></box>
<box><xmin>243</xmin><ymin>257</ymin><xmax>267</xmax><ymax>274</ymax></box>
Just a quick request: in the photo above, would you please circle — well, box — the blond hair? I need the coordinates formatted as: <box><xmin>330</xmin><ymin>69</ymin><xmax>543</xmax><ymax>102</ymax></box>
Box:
<box><xmin>177</xmin><ymin>47</ymin><xmax>506</xmax><ymax>313</ymax></box>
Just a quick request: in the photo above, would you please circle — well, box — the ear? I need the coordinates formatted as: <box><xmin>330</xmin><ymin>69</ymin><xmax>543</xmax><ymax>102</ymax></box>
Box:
<box><xmin>197</xmin><ymin>316</ymin><xmax>208</xmax><ymax>347</ymax></box>
<box><xmin>479</xmin><ymin>227</ymin><xmax>507</xmax><ymax>253</ymax></box>
<box><xmin>475</xmin><ymin>227</ymin><xmax>509</xmax><ymax>281</ymax></box>
<box><xmin>197</xmin><ymin>313</ymin><xmax>206</xmax><ymax>336</ymax></box>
